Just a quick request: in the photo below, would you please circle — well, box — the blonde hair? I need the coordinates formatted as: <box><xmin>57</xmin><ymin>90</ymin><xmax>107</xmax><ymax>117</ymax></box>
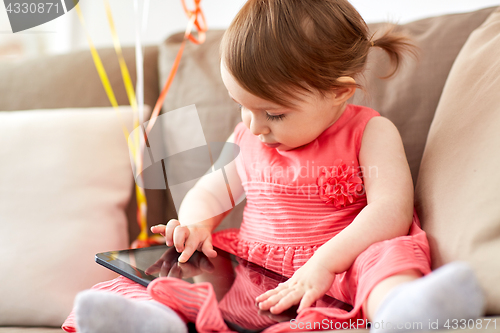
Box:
<box><xmin>221</xmin><ymin>0</ymin><xmax>416</xmax><ymax>107</ymax></box>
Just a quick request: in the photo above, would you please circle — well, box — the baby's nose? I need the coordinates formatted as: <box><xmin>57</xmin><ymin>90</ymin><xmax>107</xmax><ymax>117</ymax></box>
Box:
<box><xmin>250</xmin><ymin>115</ymin><xmax>270</xmax><ymax>136</ymax></box>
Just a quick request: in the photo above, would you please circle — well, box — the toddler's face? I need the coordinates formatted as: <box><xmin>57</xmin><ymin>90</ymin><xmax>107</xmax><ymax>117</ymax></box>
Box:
<box><xmin>221</xmin><ymin>63</ymin><xmax>346</xmax><ymax>151</ymax></box>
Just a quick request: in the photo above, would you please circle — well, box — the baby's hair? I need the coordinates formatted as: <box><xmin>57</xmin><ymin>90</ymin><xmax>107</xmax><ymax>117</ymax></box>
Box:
<box><xmin>221</xmin><ymin>0</ymin><xmax>417</xmax><ymax>107</ymax></box>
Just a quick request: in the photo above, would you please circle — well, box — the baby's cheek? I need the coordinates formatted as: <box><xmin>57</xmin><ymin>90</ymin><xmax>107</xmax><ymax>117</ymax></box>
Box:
<box><xmin>283</xmin><ymin>129</ymin><xmax>316</xmax><ymax>149</ymax></box>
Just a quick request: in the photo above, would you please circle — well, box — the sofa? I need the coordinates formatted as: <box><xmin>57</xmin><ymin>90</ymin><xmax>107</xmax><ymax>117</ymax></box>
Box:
<box><xmin>0</xmin><ymin>5</ymin><xmax>499</xmax><ymax>332</ymax></box>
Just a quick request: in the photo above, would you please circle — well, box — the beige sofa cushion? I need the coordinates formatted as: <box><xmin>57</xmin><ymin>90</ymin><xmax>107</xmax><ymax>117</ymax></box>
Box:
<box><xmin>352</xmin><ymin>6</ymin><xmax>496</xmax><ymax>185</ymax></box>
<box><xmin>0</xmin><ymin>107</ymin><xmax>136</xmax><ymax>326</ymax></box>
<box><xmin>415</xmin><ymin>8</ymin><xmax>500</xmax><ymax>315</ymax></box>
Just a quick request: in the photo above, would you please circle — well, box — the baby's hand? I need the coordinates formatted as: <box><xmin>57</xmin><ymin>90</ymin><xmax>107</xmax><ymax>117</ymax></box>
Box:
<box><xmin>151</xmin><ymin>219</ymin><xmax>217</xmax><ymax>263</ymax></box>
<box><xmin>145</xmin><ymin>247</ymin><xmax>214</xmax><ymax>278</ymax></box>
<box><xmin>255</xmin><ymin>258</ymin><xmax>335</xmax><ymax>314</ymax></box>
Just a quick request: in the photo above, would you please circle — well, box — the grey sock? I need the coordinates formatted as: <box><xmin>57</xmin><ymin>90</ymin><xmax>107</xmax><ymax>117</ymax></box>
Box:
<box><xmin>371</xmin><ymin>261</ymin><xmax>485</xmax><ymax>333</ymax></box>
<box><xmin>75</xmin><ymin>290</ymin><xmax>188</xmax><ymax>333</ymax></box>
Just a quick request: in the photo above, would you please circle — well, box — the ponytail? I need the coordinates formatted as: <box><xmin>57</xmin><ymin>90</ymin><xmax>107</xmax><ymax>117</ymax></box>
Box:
<box><xmin>370</xmin><ymin>26</ymin><xmax>418</xmax><ymax>79</ymax></box>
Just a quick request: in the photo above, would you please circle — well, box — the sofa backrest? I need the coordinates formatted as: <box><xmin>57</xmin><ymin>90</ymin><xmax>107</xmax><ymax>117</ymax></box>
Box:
<box><xmin>0</xmin><ymin>46</ymin><xmax>168</xmax><ymax>243</ymax></box>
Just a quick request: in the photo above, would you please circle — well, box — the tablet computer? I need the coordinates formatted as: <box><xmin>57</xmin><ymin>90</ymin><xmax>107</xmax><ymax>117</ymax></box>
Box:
<box><xmin>96</xmin><ymin>245</ymin><xmax>352</xmax><ymax>333</ymax></box>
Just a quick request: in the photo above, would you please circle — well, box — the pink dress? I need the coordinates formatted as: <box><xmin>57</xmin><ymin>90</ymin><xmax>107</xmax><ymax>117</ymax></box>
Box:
<box><xmin>63</xmin><ymin>104</ymin><xmax>431</xmax><ymax>332</ymax></box>
<box><xmin>212</xmin><ymin>104</ymin><xmax>431</xmax><ymax>329</ymax></box>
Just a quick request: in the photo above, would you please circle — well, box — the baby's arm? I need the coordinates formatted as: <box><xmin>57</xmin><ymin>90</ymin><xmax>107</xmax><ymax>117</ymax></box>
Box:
<box><xmin>311</xmin><ymin>116</ymin><xmax>414</xmax><ymax>271</ymax></box>
<box><xmin>257</xmin><ymin>116</ymin><xmax>414</xmax><ymax>313</ymax></box>
<box><xmin>152</xmin><ymin>133</ymin><xmax>244</xmax><ymax>263</ymax></box>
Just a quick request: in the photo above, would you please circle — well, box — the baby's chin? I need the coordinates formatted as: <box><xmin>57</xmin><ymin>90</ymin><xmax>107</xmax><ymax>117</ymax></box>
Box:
<box><xmin>276</xmin><ymin>142</ymin><xmax>309</xmax><ymax>151</ymax></box>
<box><xmin>276</xmin><ymin>145</ymin><xmax>293</xmax><ymax>151</ymax></box>
<box><xmin>259</xmin><ymin>137</ymin><xmax>314</xmax><ymax>151</ymax></box>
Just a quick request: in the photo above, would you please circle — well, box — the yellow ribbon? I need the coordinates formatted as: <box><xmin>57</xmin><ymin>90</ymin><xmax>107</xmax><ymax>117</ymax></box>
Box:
<box><xmin>75</xmin><ymin>2</ymin><xmax>150</xmax><ymax>245</ymax></box>
<box><xmin>101</xmin><ymin>0</ymin><xmax>150</xmax><ymax>244</ymax></box>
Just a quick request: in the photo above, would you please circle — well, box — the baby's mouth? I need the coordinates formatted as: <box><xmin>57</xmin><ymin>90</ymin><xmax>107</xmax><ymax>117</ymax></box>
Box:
<box><xmin>262</xmin><ymin>142</ymin><xmax>281</xmax><ymax>148</ymax></box>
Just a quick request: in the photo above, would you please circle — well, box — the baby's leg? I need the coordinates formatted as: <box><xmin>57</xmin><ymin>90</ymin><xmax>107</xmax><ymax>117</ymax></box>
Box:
<box><xmin>364</xmin><ymin>268</ymin><xmax>422</xmax><ymax>321</ymax></box>
<box><xmin>366</xmin><ymin>262</ymin><xmax>484</xmax><ymax>333</ymax></box>
<box><xmin>75</xmin><ymin>290</ymin><xmax>187</xmax><ymax>333</ymax></box>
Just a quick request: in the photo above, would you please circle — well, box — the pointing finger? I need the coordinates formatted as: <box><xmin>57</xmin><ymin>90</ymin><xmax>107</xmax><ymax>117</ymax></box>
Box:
<box><xmin>150</xmin><ymin>224</ymin><xmax>166</xmax><ymax>236</ymax></box>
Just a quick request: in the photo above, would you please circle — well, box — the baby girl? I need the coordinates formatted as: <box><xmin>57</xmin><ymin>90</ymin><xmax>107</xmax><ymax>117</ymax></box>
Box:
<box><xmin>73</xmin><ymin>1</ymin><xmax>484</xmax><ymax>332</ymax></box>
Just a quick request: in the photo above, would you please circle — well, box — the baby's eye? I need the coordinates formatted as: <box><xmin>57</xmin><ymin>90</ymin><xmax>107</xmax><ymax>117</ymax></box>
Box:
<box><xmin>266</xmin><ymin>113</ymin><xmax>286</xmax><ymax>121</ymax></box>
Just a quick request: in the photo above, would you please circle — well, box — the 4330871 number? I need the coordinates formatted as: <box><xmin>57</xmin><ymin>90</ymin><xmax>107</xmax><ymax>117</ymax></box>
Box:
<box><xmin>444</xmin><ymin>318</ymin><xmax>497</xmax><ymax>330</ymax></box>
<box><xmin>6</xmin><ymin>2</ymin><xmax>60</xmax><ymax>14</ymax></box>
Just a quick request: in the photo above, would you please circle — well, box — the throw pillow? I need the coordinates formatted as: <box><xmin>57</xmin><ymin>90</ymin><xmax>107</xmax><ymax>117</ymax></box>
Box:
<box><xmin>0</xmin><ymin>107</ymin><xmax>138</xmax><ymax>326</ymax></box>
<box><xmin>415</xmin><ymin>7</ymin><xmax>500</xmax><ymax>315</ymax></box>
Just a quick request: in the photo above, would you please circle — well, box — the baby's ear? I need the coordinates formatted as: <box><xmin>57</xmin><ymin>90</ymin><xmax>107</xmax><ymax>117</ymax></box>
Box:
<box><xmin>332</xmin><ymin>76</ymin><xmax>356</xmax><ymax>106</ymax></box>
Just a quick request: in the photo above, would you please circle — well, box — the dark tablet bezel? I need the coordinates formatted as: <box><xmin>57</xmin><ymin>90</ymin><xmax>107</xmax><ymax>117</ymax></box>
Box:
<box><xmin>95</xmin><ymin>245</ymin><xmax>353</xmax><ymax>332</ymax></box>
<box><xmin>96</xmin><ymin>246</ymin><xmax>169</xmax><ymax>287</ymax></box>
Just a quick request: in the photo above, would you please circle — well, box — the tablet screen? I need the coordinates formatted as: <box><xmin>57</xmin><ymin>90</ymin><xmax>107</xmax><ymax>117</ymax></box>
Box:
<box><xmin>96</xmin><ymin>245</ymin><xmax>352</xmax><ymax>333</ymax></box>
